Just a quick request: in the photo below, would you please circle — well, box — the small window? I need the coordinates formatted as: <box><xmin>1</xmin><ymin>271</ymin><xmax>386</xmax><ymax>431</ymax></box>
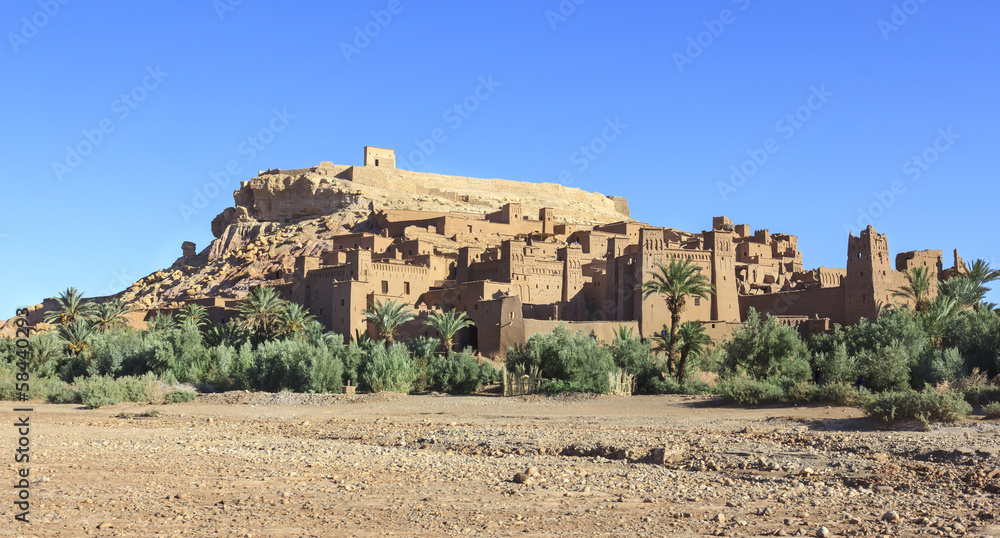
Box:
<box><xmin>694</xmin><ymin>297</ymin><xmax>701</xmax><ymax>306</ymax></box>
<box><xmin>381</xmin><ymin>281</ymin><xmax>389</xmax><ymax>294</ymax></box>
<box><xmin>510</xmin><ymin>312</ymin><xmax>514</xmax><ymax>319</ymax></box>
<box><xmin>404</xmin><ymin>282</ymin><xmax>411</xmax><ymax>294</ymax></box>
<box><xmin>474</xmin><ymin>304</ymin><xmax>479</xmax><ymax>310</ymax></box>
<box><xmin>319</xmin><ymin>309</ymin><xmax>324</xmax><ymax>315</ymax></box>
<box><xmin>340</xmin><ymin>299</ymin><xmax>345</xmax><ymax>306</ymax></box>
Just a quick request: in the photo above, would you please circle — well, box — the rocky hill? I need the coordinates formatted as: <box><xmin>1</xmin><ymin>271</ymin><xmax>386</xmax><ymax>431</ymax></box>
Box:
<box><xmin>3</xmin><ymin>160</ymin><xmax>632</xmax><ymax>333</ymax></box>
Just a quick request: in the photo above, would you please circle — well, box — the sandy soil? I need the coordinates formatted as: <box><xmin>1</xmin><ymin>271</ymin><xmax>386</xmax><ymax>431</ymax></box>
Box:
<box><xmin>2</xmin><ymin>391</ymin><xmax>999</xmax><ymax>537</ymax></box>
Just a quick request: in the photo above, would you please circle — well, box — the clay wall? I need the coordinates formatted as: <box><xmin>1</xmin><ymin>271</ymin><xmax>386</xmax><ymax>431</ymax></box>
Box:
<box><xmin>739</xmin><ymin>287</ymin><xmax>847</xmax><ymax>326</ymax></box>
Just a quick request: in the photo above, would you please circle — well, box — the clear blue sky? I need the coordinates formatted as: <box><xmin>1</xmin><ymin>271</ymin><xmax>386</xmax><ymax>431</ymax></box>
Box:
<box><xmin>2</xmin><ymin>1</ymin><xmax>998</xmax><ymax>316</ymax></box>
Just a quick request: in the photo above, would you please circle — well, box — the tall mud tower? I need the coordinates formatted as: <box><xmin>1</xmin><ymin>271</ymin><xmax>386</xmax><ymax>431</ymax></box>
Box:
<box><xmin>845</xmin><ymin>225</ymin><xmax>891</xmax><ymax>325</ymax></box>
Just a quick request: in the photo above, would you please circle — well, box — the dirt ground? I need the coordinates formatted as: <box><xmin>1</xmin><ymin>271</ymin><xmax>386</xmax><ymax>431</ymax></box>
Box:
<box><xmin>2</xmin><ymin>391</ymin><xmax>999</xmax><ymax>537</ymax></box>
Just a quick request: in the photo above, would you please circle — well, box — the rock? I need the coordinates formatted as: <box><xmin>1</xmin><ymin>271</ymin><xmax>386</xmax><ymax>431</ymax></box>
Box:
<box><xmin>875</xmin><ymin>485</ymin><xmax>893</xmax><ymax>494</ymax></box>
<box><xmin>654</xmin><ymin>448</ymin><xmax>685</xmax><ymax>465</ymax></box>
<box><xmin>526</xmin><ymin>466</ymin><xmax>539</xmax><ymax>477</ymax></box>
<box><xmin>711</xmin><ymin>513</ymin><xmax>725</xmax><ymax>523</ymax></box>
<box><xmin>512</xmin><ymin>473</ymin><xmax>528</xmax><ymax>484</ymax></box>
<box><xmin>882</xmin><ymin>510</ymin><xmax>900</xmax><ymax>522</ymax></box>
<box><xmin>816</xmin><ymin>526</ymin><xmax>831</xmax><ymax>538</ymax></box>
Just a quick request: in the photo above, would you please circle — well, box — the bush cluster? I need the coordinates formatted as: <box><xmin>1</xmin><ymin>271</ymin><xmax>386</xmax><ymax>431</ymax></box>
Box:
<box><xmin>506</xmin><ymin>326</ymin><xmax>616</xmax><ymax>394</ymax></box>
<box><xmin>862</xmin><ymin>387</ymin><xmax>972</xmax><ymax>426</ymax></box>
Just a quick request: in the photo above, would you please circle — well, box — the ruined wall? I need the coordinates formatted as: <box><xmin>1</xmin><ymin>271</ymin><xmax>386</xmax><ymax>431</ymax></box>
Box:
<box><xmin>739</xmin><ymin>287</ymin><xmax>847</xmax><ymax>326</ymax></box>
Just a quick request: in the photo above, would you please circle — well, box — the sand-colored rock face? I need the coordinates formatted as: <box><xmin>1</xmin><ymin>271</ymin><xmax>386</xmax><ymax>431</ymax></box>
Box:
<box><xmin>215</xmin><ymin>162</ymin><xmax>631</xmax><ymax>235</ymax></box>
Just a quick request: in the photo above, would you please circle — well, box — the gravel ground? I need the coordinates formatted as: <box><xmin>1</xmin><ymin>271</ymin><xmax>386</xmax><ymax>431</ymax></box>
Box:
<box><xmin>2</xmin><ymin>390</ymin><xmax>999</xmax><ymax>537</ymax></box>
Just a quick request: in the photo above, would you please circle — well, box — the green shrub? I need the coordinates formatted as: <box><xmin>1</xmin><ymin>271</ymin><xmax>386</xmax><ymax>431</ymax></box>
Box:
<box><xmin>718</xmin><ymin>376</ymin><xmax>787</xmax><ymax>407</ymax></box>
<box><xmin>786</xmin><ymin>382</ymin><xmax>869</xmax><ymax>406</ymax></box>
<box><xmin>862</xmin><ymin>387</ymin><xmax>972</xmax><ymax>425</ymax></box>
<box><xmin>644</xmin><ymin>376</ymin><xmax>716</xmax><ymax>395</ymax></box>
<box><xmin>962</xmin><ymin>385</ymin><xmax>1000</xmax><ymax>406</ymax></box>
<box><xmin>246</xmin><ymin>339</ymin><xmax>344</xmax><ymax>393</ymax></box>
<box><xmin>984</xmin><ymin>401</ymin><xmax>1000</xmax><ymax>419</ymax></box>
<box><xmin>87</xmin><ymin>330</ymin><xmax>160</xmax><ymax>378</ymax></box>
<box><xmin>363</xmin><ymin>343</ymin><xmax>417</xmax><ymax>393</ymax></box>
<box><xmin>76</xmin><ymin>376</ymin><xmax>126</xmax><ymax>408</ymax></box>
<box><xmin>341</xmin><ymin>342</ymin><xmax>364</xmax><ymax>388</ymax></box>
<box><xmin>721</xmin><ymin>309</ymin><xmax>811</xmax><ymax>383</ymax></box>
<box><xmin>407</xmin><ymin>337</ymin><xmax>439</xmax><ymax>393</ymax></box>
<box><xmin>540</xmin><ymin>379</ymin><xmax>594</xmax><ymax>393</ymax></box>
<box><xmin>854</xmin><ymin>343</ymin><xmax>912</xmax><ymax>393</ymax></box>
<box><xmin>164</xmin><ymin>389</ymin><xmax>197</xmax><ymax>403</ymax></box>
<box><xmin>944</xmin><ymin>308</ymin><xmax>1000</xmax><ymax>378</ymax></box>
<box><xmin>506</xmin><ymin>325</ymin><xmax>615</xmax><ymax>394</ymax></box>
<box><xmin>811</xmin><ymin>343</ymin><xmax>857</xmax><ymax>385</ymax></box>
<box><xmin>913</xmin><ymin>347</ymin><xmax>965</xmax><ymax>388</ymax></box>
<box><xmin>428</xmin><ymin>350</ymin><xmax>497</xmax><ymax>394</ymax></box>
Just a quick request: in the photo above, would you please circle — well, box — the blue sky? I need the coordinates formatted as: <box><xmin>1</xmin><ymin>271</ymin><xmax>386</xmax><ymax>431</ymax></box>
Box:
<box><xmin>2</xmin><ymin>0</ymin><xmax>998</xmax><ymax>315</ymax></box>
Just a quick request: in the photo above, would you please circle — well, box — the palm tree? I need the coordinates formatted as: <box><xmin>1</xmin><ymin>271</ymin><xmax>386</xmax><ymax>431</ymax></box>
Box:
<box><xmin>177</xmin><ymin>304</ymin><xmax>210</xmax><ymax>328</ymax></box>
<box><xmin>613</xmin><ymin>325</ymin><xmax>635</xmax><ymax>342</ymax></box>
<box><xmin>961</xmin><ymin>259</ymin><xmax>1000</xmax><ymax>311</ymax></box>
<box><xmin>891</xmin><ymin>266</ymin><xmax>933</xmax><ymax>313</ymax></box>
<box><xmin>237</xmin><ymin>286</ymin><xmax>287</xmax><ymax>341</ymax></box>
<box><xmin>922</xmin><ymin>295</ymin><xmax>959</xmax><ymax>347</ymax></box>
<box><xmin>963</xmin><ymin>259</ymin><xmax>1000</xmax><ymax>287</ymax></box>
<box><xmin>91</xmin><ymin>299</ymin><xmax>132</xmax><ymax>333</ymax></box>
<box><xmin>675</xmin><ymin>321</ymin><xmax>711</xmax><ymax>383</ymax></box>
<box><xmin>204</xmin><ymin>320</ymin><xmax>249</xmax><ymax>348</ymax></box>
<box><xmin>277</xmin><ymin>303</ymin><xmax>316</xmax><ymax>339</ymax></box>
<box><xmin>57</xmin><ymin>319</ymin><xmax>96</xmax><ymax>356</ymax></box>
<box><xmin>43</xmin><ymin>287</ymin><xmax>97</xmax><ymax>325</ymax></box>
<box><xmin>939</xmin><ymin>275</ymin><xmax>985</xmax><ymax>310</ymax></box>
<box><xmin>425</xmin><ymin>309</ymin><xmax>475</xmax><ymax>355</ymax></box>
<box><xmin>364</xmin><ymin>299</ymin><xmax>415</xmax><ymax>345</ymax></box>
<box><xmin>639</xmin><ymin>256</ymin><xmax>715</xmax><ymax>374</ymax></box>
